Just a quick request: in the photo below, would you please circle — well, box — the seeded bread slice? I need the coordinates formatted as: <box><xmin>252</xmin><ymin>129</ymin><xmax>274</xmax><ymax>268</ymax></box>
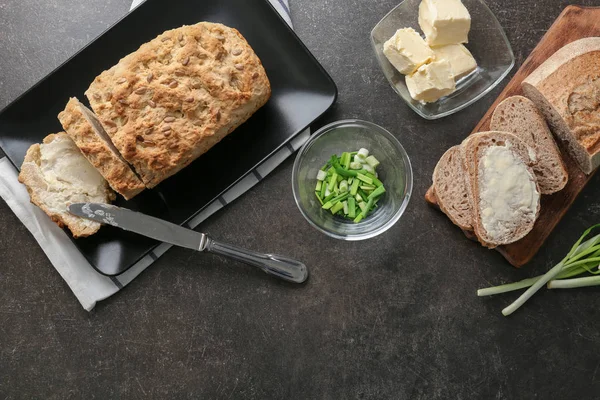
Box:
<box><xmin>490</xmin><ymin>95</ymin><xmax>568</xmax><ymax>194</ymax></box>
<box><xmin>432</xmin><ymin>146</ymin><xmax>473</xmax><ymax>230</ymax></box>
<box><xmin>18</xmin><ymin>133</ymin><xmax>116</xmax><ymax>238</ymax></box>
<box><xmin>522</xmin><ymin>37</ymin><xmax>600</xmax><ymax>174</ymax></box>
<box><xmin>58</xmin><ymin>97</ymin><xmax>146</xmax><ymax>200</ymax></box>
<box><xmin>462</xmin><ymin>131</ymin><xmax>540</xmax><ymax>248</ymax></box>
<box><xmin>85</xmin><ymin>22</ymin><xmax>271</xmax><ymax>188</ymax></box>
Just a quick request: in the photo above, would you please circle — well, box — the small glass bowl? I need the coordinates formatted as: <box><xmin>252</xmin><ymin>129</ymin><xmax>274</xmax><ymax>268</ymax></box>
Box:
<box><xmin>370</xmin><ymin>0</ymin><xmax>515</xmax><ymax>120</ymax></box>
<box><xmin>292</xmin><ymin>120</ymin><xmax>413</xmax><ymax>240</ymax></box>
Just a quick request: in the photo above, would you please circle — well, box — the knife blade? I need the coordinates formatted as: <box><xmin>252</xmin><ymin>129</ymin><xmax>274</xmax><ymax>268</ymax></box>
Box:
<box><xmin>68</xmin><ymin>202</ymin><xmax>207</xmax><ymax>251</ymax></box>
<box><xmin>68</xmin><ymin>203</ymin><xmax>308</xmax><ymax>283</ymax></box>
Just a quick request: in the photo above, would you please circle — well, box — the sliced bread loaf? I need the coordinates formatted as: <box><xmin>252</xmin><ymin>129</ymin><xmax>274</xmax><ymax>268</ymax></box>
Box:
<box><xmin>490</xmin><ymin>95</ymin><xmax>568</xmax><ymax>194</ymax></box>
<box><xmin>85</xmin><ymin>22</ymin><xmax>271</xmax><ymax>188</ymax></box>
<box><xmin>461</xmin><ymin>131</ymin><xmax>540</xmax><ymax>248</ymax></box>
<box><xmin>522</xmin><ymin>37</ymin><xmax>600</xmax><ymax>174</ymax></box>
<box><xmin>18</xmin><ymin>133</ymin><xmax>116</xmax><ymax>238</ymax></box>
<box><xmin>432</xmin><ymin>146</ymin><xmax>473</xmax><ymax>230</ymax></box>
<box><xmin>58</xmin><ymin>97</ymin><xmax>146</xmax><ymax>200</ymax></box>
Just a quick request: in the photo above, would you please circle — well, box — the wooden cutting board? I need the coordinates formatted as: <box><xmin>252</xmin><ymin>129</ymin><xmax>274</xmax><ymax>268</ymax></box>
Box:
<box><xmin>425</xmin><ymin>5</ymin><xmax>600</xmax><ymax>267</ymax></box>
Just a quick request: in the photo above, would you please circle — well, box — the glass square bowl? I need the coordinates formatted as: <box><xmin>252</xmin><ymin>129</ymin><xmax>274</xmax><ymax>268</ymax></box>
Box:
<box><xmin>370</xmin><ymin>0</ymin><xmax>515</xmax><ymax>120</ymax></box>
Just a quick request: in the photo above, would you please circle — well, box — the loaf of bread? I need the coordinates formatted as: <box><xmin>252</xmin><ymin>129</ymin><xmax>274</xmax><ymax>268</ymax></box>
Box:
<box><xmin>432</xmin><ymin>146</ymin><xmax>473</xmax><ymax>230</ymax></box>
<box><xmin>522</xmin><ymin>37</ymin><xmax>600</xmax><ymax>174</ymax></box>
<box><xmin>85</xmin><ymin>22</ymin><xmax>271</xmax><ymax>188</ymax></box>
<box><xmin>490</xmin><ymin>95</ymin><xmax>568</xmax><ymax>194</ymax></box>
<box><xmin>58</xmin><ymin>97</ymin><xmax>146</xmax><ymax>200</ymax></box>
<box><xmin>462</xmin><ymin>132</ymin><xmax>540</xmax><ymax>248</ymax></box>
<box><xmin>18</xmin><ymin>133</ymin><xmax>116</xmax><ymax>238</ymax></box>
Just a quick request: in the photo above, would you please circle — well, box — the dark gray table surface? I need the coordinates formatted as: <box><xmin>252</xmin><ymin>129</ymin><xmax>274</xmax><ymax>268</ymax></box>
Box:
<box><xmin>2</xmin><ymin>0</ymin><xmax>600</xmax><ymax>398</ymax></box>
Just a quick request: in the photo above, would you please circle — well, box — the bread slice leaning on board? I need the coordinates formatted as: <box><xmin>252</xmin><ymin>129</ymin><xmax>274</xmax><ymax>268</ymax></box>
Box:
<box><xmin>85</xmin><ymin>22</ymin><xmax>271</xmax><ymax>188</ymax></box>
<box><xmin>490</xmin><ymin>95</ymin><xmax>568</xmax><ymax>194</ymax></box>
<box><xmin>522</xmin><ymin>37</ymin><xmax>600</xmax><ymax>174</ymax></box>
<box><xmin>18</xmin><ymin>133</ymin><xmax>116</xmax><ymax>238</ymax></box>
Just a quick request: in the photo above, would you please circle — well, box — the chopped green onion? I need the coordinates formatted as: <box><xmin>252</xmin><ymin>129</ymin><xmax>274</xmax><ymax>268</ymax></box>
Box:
<box><xmin>350</xmin><ymin>179</ymin><xmax>360</xmax><ymax>196</ymax></box>
<box><xmin>358</xmin><ymin>201</ymin><xmax>367</xmax><ymax>212</ymax></box>
<box><xmin>348</xmin><ymin>197</ymin><xmax>356</xmax><ymax>218</ymax></box>
<box><xmin>368</xmin><ymin>185</ymin><xmax>386</xmax><ymax>199</ymax></box>
<box><xmin>365</xmin><ymin>155</ymin><xmax>380</xmax><ymax>168</ymax></box>
<box><xmin>328</xmin><ymin>171</ymin><xmax>337</xmax><ymax>191</ymax></box>
<box><xmin>315</xmin><ymin>194</ymin><xmax>324</xmax><ymax>205</ymax></box>
<box><xmin>314</xmin><ymin>149</ymin><xmax>385</xmax><ymax>223</ymax></box>
<box><xmin>363</xmin><ymin>164</ymin><xmax>375</xmax><ymax>174</ymax></box>
<box><xmin>342</xmin><ymin>152</ymin><xmax>351</xmax><ymax>169</ymax></box>
<box><xmin>357</xmin><ymin>189</ymin><xmax>369</xmax><ymax>202</ymax></box>
<box><xmin>356</xmin><ymin>173</ymin><xmax>373</xmax><ymax>185</ymax></box>
<box><xmin>330</xmin><ymin>201</ymin><xmax>345</xmax><ymax>214</ymax></box>
<box><xmin>320</xmin><ymin>180</ymin><xmax>327</xmax><ymax>198</ymax></box>
<box><xmin>339</xmin><ymin>180</ymin><xmax>349</xmax><ymax>193</ymax></box>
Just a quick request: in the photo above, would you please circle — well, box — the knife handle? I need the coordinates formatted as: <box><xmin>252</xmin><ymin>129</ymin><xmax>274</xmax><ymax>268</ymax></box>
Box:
<box><xmin>204</xmin><ymin>237</ymin><xmax>308</xmax><ymax>284</ymax></box>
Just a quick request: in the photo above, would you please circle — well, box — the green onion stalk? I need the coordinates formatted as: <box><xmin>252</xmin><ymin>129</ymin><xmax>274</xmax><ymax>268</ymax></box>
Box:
<box><xmin>477</xmin><ymin>225</ymin><xmax>600</xmax><ymax>316</ymax></box>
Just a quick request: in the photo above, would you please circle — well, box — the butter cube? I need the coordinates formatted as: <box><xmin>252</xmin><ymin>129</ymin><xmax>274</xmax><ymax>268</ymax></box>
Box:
<box><xmin>432</xmin><ymin>44</ymin><xmax>477</xmax><ymax>80</ymax></box>
<box><xmin>383</xmin><ymin>28</ymin><xmax>434</xmax><ymax>75</ymax></box>
<box><xmin>405</xmin><ymin>59</ymin><xmax>456</xmax><ymax>103</ymax></box>
<box><xmin>418</xmin><ymin>0</ymin><xmax>471</xmax><ymax>46</ymax></box>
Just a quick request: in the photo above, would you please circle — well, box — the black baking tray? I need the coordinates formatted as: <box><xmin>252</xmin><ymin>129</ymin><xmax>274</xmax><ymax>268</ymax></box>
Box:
<box><xmin>0</xmin><ymin>0</ymin><xmax>337</xmax><ymax>275</ymax></box>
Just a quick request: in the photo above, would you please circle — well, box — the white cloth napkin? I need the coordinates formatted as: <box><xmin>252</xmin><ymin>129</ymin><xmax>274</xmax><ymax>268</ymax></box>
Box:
<box><xmin>0</xmin><ymin>0</ymin><xmax>307</xmax><ymax>311</ymax></box>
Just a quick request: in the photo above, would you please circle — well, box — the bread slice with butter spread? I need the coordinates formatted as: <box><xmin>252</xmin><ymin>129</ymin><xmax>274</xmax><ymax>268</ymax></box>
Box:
<box><xmin>490</xmin><ymin>95</ymin><xmax>568</xmax><ymax>194</ymax></box>
<box><xmin>462</xmin><ymin>131</ymin><xmax>540</xmax><ymax>248</ymax></box>
<box><xmin>18</xmin><ymin>133</ymin><xmax>115</xmax><ymax>238</ymax></box>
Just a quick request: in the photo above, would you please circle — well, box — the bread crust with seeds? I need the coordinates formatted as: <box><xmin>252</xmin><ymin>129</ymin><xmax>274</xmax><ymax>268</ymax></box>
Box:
<box><xmin>58</xmin><ymin>97</ymin><xmax>146</xmax><ymax>200</ymax></box>
<box><xmin>85</xmin><ymin>22</ymin><xmax>271</xmax><ymax>188</ymax></box>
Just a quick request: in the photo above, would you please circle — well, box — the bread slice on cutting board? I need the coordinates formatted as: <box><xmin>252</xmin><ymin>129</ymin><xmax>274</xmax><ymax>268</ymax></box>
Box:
<box><xmin>522</xmin><ymin>37</ymin><xmax>600</xmax><ymax>174</ymax></box>
<box><xmin>432</xmin><ymin>146</ymin><xmax>473</xmax><ymax>230</ymax></box>
<box><xmin>490</xmin><ymin>95</ymin><xmax>568</xmax><ymax>194</ymax></box>
<box><xmin>58</xmin><ymin>97</ymin><xmax>145</xmax><ymax>200</ymax></box>
<box><xmin>18</xmin><ymin>133</ymin><xmax>116</xmax><ymax>238</ymax></box>
<box><xmin>462</xmin><ymin>131</ymin><xmax>540</xmax><ymax>248</ymax></box>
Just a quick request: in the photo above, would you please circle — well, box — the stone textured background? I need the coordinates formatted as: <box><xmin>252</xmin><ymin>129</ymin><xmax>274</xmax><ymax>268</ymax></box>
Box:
<box><xmin>1</xmin><ymin>0</ymin><xmax>600</xmax><ymax>398</ymax></box>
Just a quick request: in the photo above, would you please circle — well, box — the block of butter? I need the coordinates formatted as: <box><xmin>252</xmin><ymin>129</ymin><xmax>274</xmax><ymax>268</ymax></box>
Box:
<box><xmin>418</xmin><ymin>0</ymin><xmax>471</xmax><ymax>46</ymax></box>
<box><xmin>405</xmin><ymin>59</ymin><xmax>456</xmax><ymax>103</ymax></box>
<box><xmin>432</xmin><ymin>44</ymin><xmax>477</xmax><ymax>81</ymax></box>
<box><xmin>383</xmin><ymin>28</ymin><xmax>434</xmax><ymax>75</ymax></box>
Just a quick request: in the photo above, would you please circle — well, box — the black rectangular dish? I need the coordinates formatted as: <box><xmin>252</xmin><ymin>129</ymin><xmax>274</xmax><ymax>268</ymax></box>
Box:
<box><xmin>0</xmin><ymin>0</ymin><xmax>337</xmax><ymax>275</ymax></box>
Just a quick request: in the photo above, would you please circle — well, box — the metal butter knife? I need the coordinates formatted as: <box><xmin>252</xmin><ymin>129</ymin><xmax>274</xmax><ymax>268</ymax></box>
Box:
<box><xmin>68</xmin><ymin>203</ymin><xmax>308</xmax><ymax>284</ymax></box>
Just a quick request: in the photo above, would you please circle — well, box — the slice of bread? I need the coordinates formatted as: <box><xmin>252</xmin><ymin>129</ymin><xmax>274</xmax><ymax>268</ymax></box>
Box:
<box><xmin>462</xmin><ymin>131</ymin><xmax>540</xmax><ymax>248</ymax></box>
<box><xmin>490</xmin><ymin>95</ymin><xmax>568</xmax><ymax>194</ymax></box>
<box><xmin>58</xmin><ymin>97</ymin><xmax>146</xmax><ymax>200</ymax></box>
<box><xmin>18</xmin><ymin>133</ymin><xmax>116</xmax><ymax>238</ymax></box>
<box><xmin>522</xmin><ymin>37</ymin><xmax>600</xmax><ymax>174</ymax></box>
<box><xmin>432</xmin><ymin>146</ymin><xmax>473</xmax><ymax>230</ymax></box>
